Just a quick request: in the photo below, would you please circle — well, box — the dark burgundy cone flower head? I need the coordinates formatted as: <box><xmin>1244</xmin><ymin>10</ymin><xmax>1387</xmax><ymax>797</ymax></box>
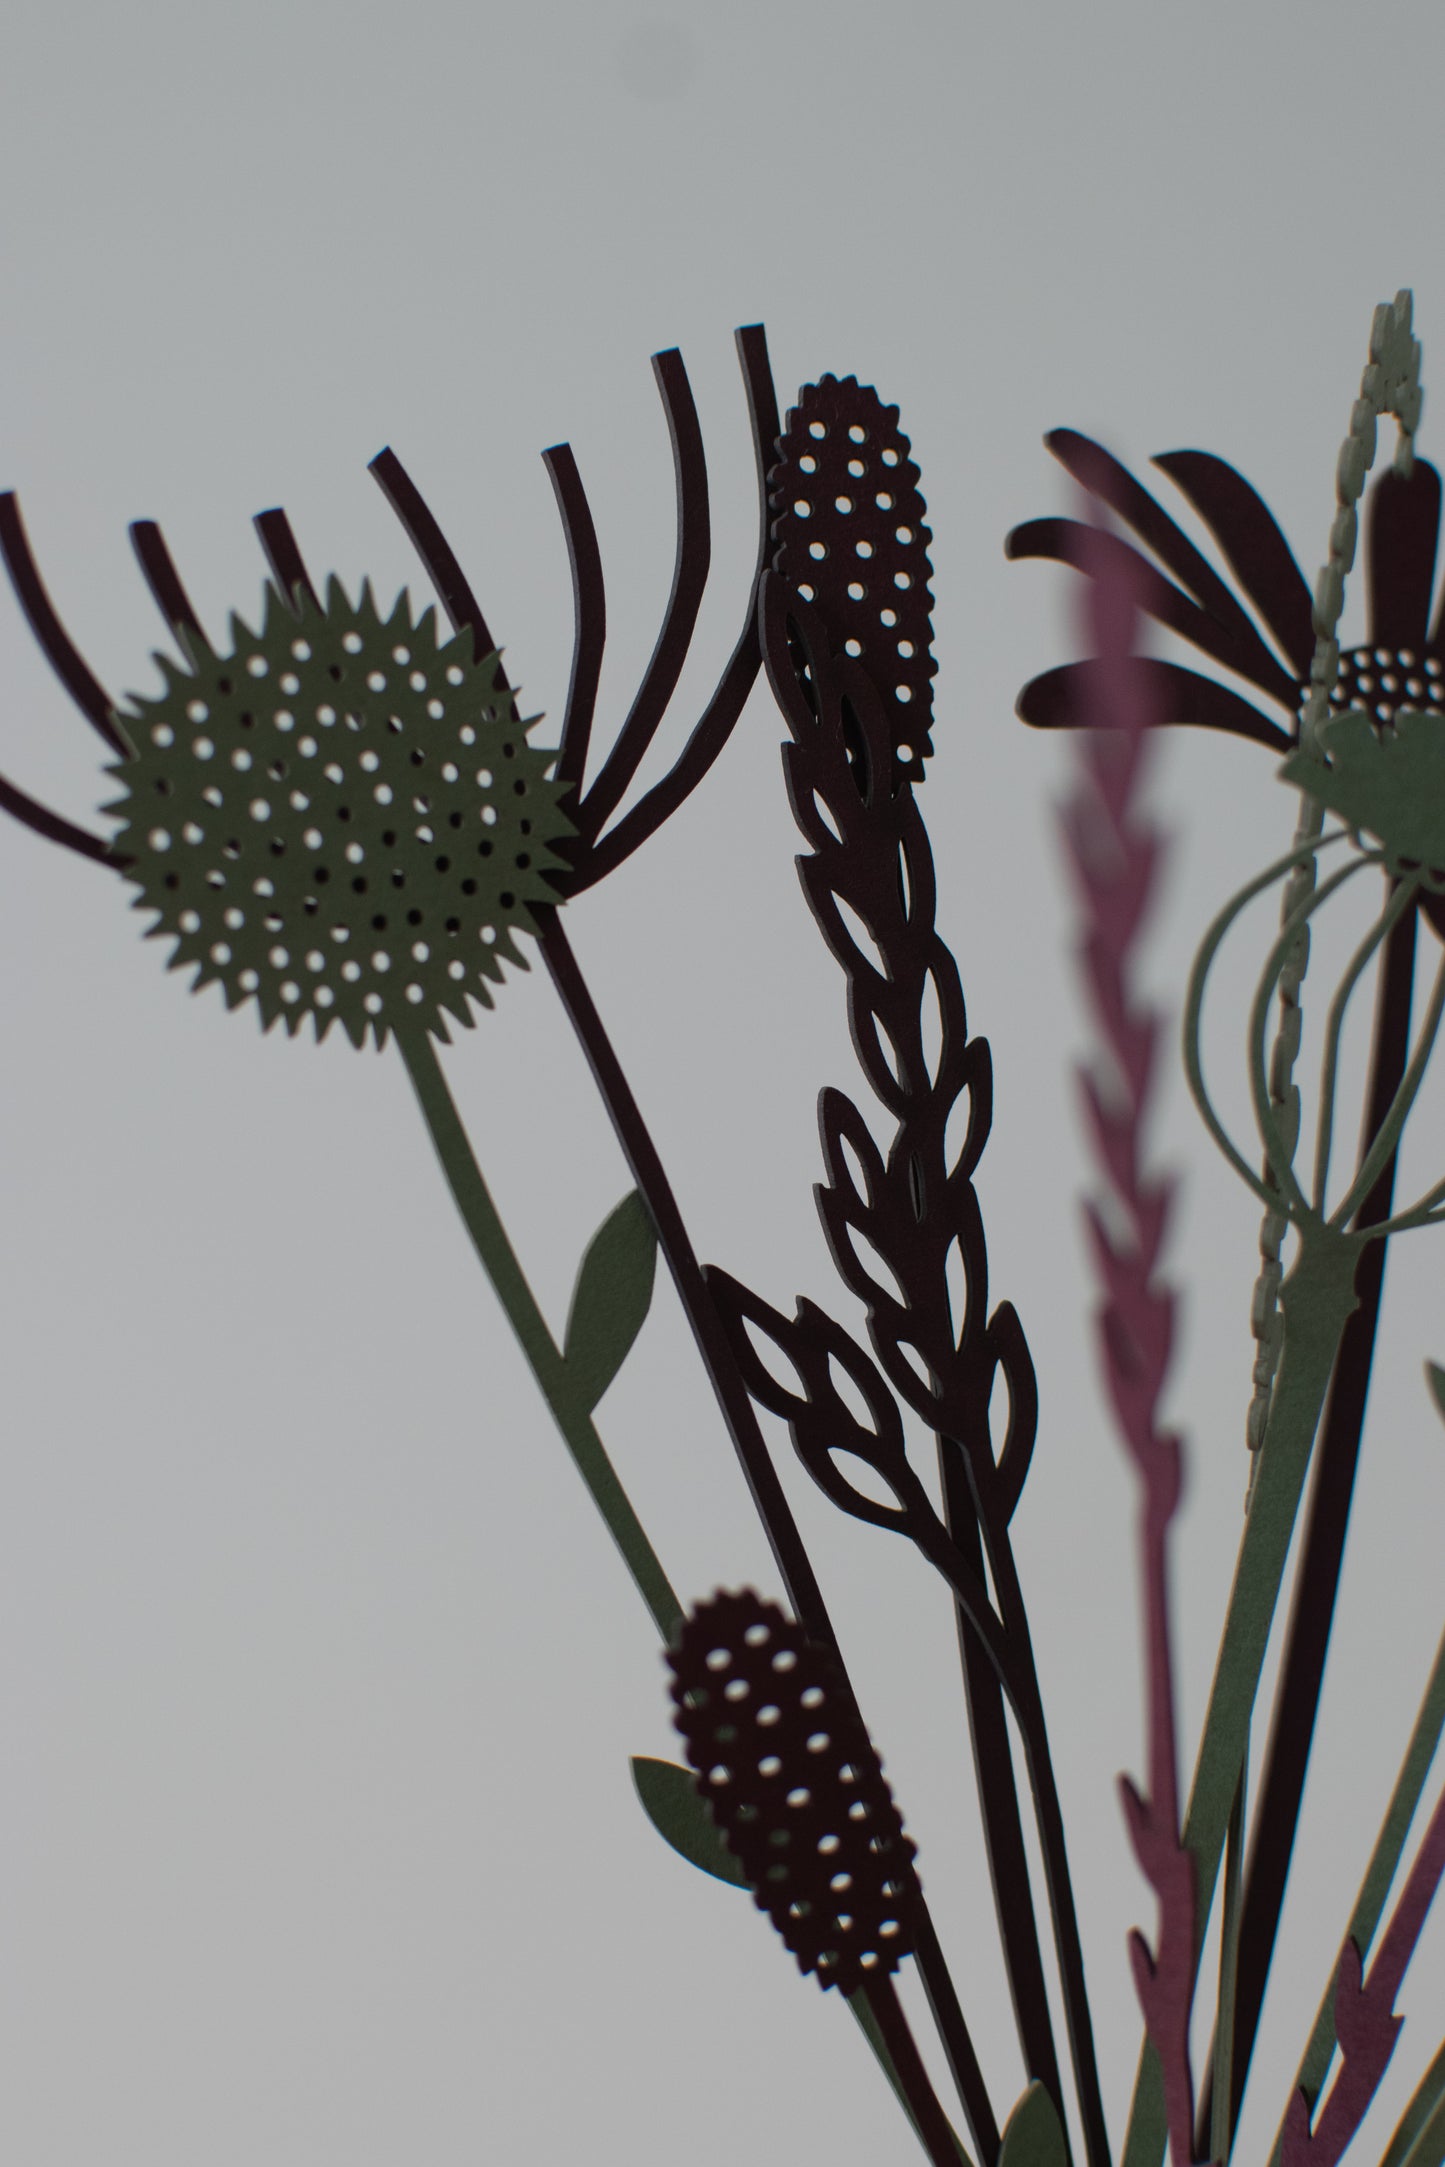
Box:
<box><xmin>1008</xmin><ymin>435</ymin><xmax>1445</xmax><ymax>737</ymax></box>
<box><xmin>1008</xmin><ymin>436</ymin><xmax>1445</xmax><ymax>936</ymax></box>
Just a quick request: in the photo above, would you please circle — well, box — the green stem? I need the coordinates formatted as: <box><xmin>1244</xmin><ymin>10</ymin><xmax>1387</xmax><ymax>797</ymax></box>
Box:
<box><xmin>1268</xmin><ymin>1620</ymin><xmax>1445</xmax><ymax>2165</ymax></box>
<box><xmin>1212</xmin><ymin>1761</ymin><xmax>1247</xmax><ymax>2165</ymax></box>
<box><xmin>1380</xmin><ymin>2040</ymin><xmax>1445</xmax><ymax>2167</ymax></box>
<box><xmin>1333</xmin><ymin>935</ymin><xmax>1445</xmax><ymax>1228</ymax></box>
<box><xmin>395</xmin><ymin>1021</ymin><xmax>683</xmax><ymax>1642</ymax></box>
<box><xmin>1121</xmin><ymin>1228</ymin><xmax>1362</xmax><ymax>2167</ymax></box>
<box><xmin>1312</xmin><ymin>878</ymin><xmax>1416</xmax><ymax>1212</ymax></box>
<box><xmin>1246</xmin><ymin>853</ymin><xmax>1381</xmax><ymax>1221</ymax></box>
<box><xmin>1182</xmin><ymin>830</ymin><xmax>1352</xmax><ymax>1210</ymax></box>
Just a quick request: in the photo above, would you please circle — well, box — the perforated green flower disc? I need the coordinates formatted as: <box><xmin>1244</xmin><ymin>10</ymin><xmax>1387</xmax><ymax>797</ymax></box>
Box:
<box><xmin>1281</xmin><ymin>706</ymin><xmax>1445</xmax><ymax>888</ymax></box>
<box><xmin>105</xmin><ymin>580</ymin><xmax>573</xmax><ymax>1046</ymax></box>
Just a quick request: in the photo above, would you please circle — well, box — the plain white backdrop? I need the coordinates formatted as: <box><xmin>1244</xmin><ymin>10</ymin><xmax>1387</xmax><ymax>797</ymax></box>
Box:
<box><xmin>2</xmin><ymin>3</ymin><xmax>1443</xmax><ymax>2162</ymax></box>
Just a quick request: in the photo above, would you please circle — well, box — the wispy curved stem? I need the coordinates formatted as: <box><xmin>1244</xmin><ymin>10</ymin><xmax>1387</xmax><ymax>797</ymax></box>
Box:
<box><xmin>1247</xmin><ymin>853</ymin><xmax>1383</xmax><ymax>1222</ymax></box>
<box><xmin>1311</xmin><ymin>880</ymin><xmax>1415</xmax><ymax>1212</ymax></box>
<box><xmin>0</xmin><ymin>769</ymin><xmax>112</xmax><ymax>862</ymax></box>
<box><xmin>0</xmin><ymin>492</ymin><xmax>128</xmax><ymax>755</ymax></box>
<box><xmin>1332</xmin><ymin>936</ymin><xmax>1445</xmax><ymax>1228</ymax></box>
<box><xmin>573</xmin><ymin>346</ymin><xmax>710</xmax><ymax>838</ymax></box>
<box><xmin>129</xmin><ymin>519</ymin><xmax>210</xmax><ymax>652</ymax></box>
<box><xmin>1182</xmin><ymin>831</ymin><xmax>1353</xmax><ymax>1210</ymax></box>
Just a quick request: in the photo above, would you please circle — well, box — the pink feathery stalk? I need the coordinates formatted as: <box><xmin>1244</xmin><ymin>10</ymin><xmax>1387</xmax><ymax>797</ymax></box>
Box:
<box><xmin>1282</xmin><ymin>1784</ymin><xmax>1445</xmax><ymax>2167</ymax></box>
<box><xmin>1060</xmin><ymin>495</ymin><xmax>1199</xmax><ymax>2167</ymax></box>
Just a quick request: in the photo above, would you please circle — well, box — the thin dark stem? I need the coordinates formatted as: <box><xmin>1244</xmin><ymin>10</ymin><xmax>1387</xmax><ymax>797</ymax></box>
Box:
<box><xmin>538</xmin><ymin>910</ymin><xmax>999</xmax><ymax>2167</ymax></box>
<box><xmin>253</xmin><ymin>508</ymin><xmax>321</xmax><ymax>613</ymax></box>
<box><xmin>0</xmin><ymin>492</ymin><xmax>128</xmax><ymax>755</ymax></box>
<box><xmin>866</xmin><ymin>1975</ymin><xmax>976</xmax><ymax>2167</ymax></box>
<box><xmin>573</xmin><ymin>347</ymin><xmax>710</xmax><ymax>838</ymax></box>
<box><xmin>563</xmin><ymin>322</ymin><xmax>779</xmax><ymax>893</ymax></box>
<box><xmin>129</xmin><ymin>520</ymin><xmax>209</xmax><ymax>651</ymax></box>
<box><xmin>537</xmin><ymin>912</ymin><xmax>838</xmax><ymax>1643</ymax></box>
<box><xmin>0</xmin><ymin>768</ymin><xmax>112</xmax><ymax>862</ymax></box>
<box><xmin>940</xmin><ymin>1443</ymin><xmax>1065</xmax><ymax>2122</ymax></box>
<box><xmin>990</xmin><ymin>1532</ymin><xmax>1111</xmax><ymax>2167</ymax></box>
<box><xmin>540</xmin><ymin>440</ymin><xmax>606</xmax><ymax>797</ymax></box>
<box><xmin>1201</xmin><ymin>897</ymin><xmax>1418</xmax><ymax>2137</ymax></box>
<box><xmin>367</xmin><ymin>447</ymin><xmax>503</xmax><ymax>670</ymax></box>
<box><xmin>234</xmin><ymin>400</ymin><xmax>991</xmax><ymax>2160</ymax></box>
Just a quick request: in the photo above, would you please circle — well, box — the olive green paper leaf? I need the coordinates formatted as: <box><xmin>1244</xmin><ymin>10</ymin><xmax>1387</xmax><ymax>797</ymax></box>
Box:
<box><xmin>1428</xmin><ymin>1362</ymin><xmax>1445</xmax><ymax>1425</ymax></box>
<box><xmin>999</xmin><ymin>2083</ymin><xmax>1068</xmax><ymax>2167</ymax></box>
<box><xmin>1421</xmin><ymin>1360</ymin><xmax>1445</xmax><ymax>1430</ymax></box>
<box><xmin>630</xmin><ymin>1757</ymin><xmax>747</xmax><ymax>1887</ymax></box>
<box><xmin>563</xmin><ymin>1192</ymin><xmax>658</xmax><ymax>1411</ymax></box>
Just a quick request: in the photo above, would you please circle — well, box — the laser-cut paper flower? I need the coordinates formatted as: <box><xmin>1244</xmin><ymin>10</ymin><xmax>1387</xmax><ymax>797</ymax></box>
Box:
<box><xmin>1281</xmin><ymin>707</ymin><xmax>1445</xmax><ymax>887</ymax></box>
<box><xmin>1008</xmin><ymin>435</ymin><xmax>1445</xmax><ymax>759</ymax></box>
<box><xmin>104</xmin><ymin>579</ymin><xmax>572</xmax><ymax>1046</ymax></box>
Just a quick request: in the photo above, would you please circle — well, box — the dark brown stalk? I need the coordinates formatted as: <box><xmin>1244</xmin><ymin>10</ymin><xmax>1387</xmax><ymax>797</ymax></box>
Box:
<box><xmin>0</xmin><ymin>492</ymin><xmax>128</xmax><ymax>755</ymax></box>
<box><xmin>0</xmin><ymin>770</ymin><xmax>111</xmax><ymax>861</ymax></box>
<box><xmin>540</xmin><ymin>915</ymin><xmax>999</xmax><ymax>2167</ymax></box>
<box><xmin>568</xmin><ymin>346</ymin><xmax>710</xmax><ymax>837</ymax></box>
<box><xmin>253</xmin><ymin>507</ymin><xmax>321</xmax><ymax>612</ymax></box>
<box><xmin>539</xmin><ymin>440</ymin><xmax>605</xmax><ymax>798</ymax></box>
<box><xmin>746</xmin><ymin>566</ymin><xmax>1107</xmax><ymax>2167</ymax></box>
<box><xmin>561</xmin><ymin>322</ymin><xmax>779</xmax><ymax>891</ymax></box>
<box><xmin>366</xmin><ymin>435</ymin><xmax>1000</xmax><ymax>2167</ymax></box>
<box><xmin>129</xmin><ymin>519</ymin><xmax>209</xmax><ymax>653</ymax></box>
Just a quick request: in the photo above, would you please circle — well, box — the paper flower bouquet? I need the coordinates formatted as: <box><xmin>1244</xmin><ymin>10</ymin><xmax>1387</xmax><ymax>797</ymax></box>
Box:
<box><xmin>3</xmin><ymin>291</ymin><xmax>1443</xmax><ymax>2167</ymax></box>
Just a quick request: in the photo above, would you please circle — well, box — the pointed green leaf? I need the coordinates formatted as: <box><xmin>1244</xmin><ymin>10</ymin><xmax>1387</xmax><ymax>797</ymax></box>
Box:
<box><xmin>999</xmin><ymin>2084</ymin><xmax>1068</xmax><ymax>2167</ymax></box>
<box><xmin>564</xmin><ymin>1192</ymin><xmax>657</xmax><ymax>1411</ymax></box>
<box><xmin>630</xmin><ymin>1757</ymin><xmax>747</xmax><ymax>1888</ymax></box>
<box><xmin>1428</xmin><ymin>1363</ymin><xmax>1445</xmax><ymax>1426</ymax></box>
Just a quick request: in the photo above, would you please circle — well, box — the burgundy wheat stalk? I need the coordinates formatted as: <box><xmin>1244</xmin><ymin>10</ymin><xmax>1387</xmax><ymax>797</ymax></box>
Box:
<box><xmin>1281</xmin><ymin>1785</ymin><xmax>1445</xmax><ymax>2167</ymax></box>
<box><xmin>1061</xmin><ymin>503</ymin><xmax>1199</xmax><ymax>2167</ymax></box>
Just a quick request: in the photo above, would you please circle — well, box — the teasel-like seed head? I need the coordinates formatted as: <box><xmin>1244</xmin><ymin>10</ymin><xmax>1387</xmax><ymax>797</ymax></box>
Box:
<box><xmin>105</xmin><ymin>580</ymin><xmax>573</xmax><ymax>1046</ymax></box>
<box><xmin>668</xmin><ymin>1589</ymin><xmax>921</xmax><ymax>1993</ymax></box>
<box><xmin>770</xmin><ymin>374</ymin><xmax>936</xmax><ymax>784</ymax></box>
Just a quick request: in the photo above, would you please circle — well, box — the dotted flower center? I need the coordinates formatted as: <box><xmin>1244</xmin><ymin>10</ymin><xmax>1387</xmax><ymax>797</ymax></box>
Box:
<box><xmin>1326</xmin><ymin>645</ymin><xmax>1445</xmax><ymax>727</ymax></box>
<box><xmin>107</xmin><ymin>582</ymin><xmax>572</xmax><ymax>1045</ymax></box>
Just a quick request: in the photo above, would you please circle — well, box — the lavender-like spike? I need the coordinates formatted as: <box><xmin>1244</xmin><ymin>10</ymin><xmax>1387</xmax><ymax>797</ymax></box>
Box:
<box><xmin>1060</xmin><ymin>505</ymin><xmax>1198</xmax><ymax>2167</ymax></box>
<box><xmin>1280</xmin><ymin>1785</ymin><xmax>1445</xmax><ymax>2167</ymax></box>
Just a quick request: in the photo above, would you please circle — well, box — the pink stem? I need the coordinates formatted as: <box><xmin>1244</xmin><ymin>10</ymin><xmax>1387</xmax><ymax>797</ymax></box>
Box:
<box><xmin>1062</xmin><ymin>499</ymin><xmax>1199</xmax><ymax>2167</ymax></box>
<box><xmin>1282</xmin><ymin>1785</ymin><xmax>1445</xmax><ymax>2167</ymax></box>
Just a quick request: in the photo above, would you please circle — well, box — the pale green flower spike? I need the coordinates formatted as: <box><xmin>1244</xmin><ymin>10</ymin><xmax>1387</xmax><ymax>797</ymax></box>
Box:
<box><xmin>106</xmin><ymin>579</ymin><xmax>573</xmax><ymax>1048</ymax></box>
<box><xmin>1244</xmin><ymin>289</ymin><xmax>1425</xmax><ymax>1466</ymax></box>
<box><xmin>1280</xmin><ymin>707</ymin><xmax>1445</xmax><ymax>886</ymax></box>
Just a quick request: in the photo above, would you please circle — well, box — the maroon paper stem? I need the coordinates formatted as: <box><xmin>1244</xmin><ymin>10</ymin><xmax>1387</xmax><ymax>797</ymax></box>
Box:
<box><xmin>1282</xmin><ymin>1785</ymin><xmax>1445</xmax><ymax>2167</ymax></box>
<box><xmin>1062</xmin><ymin>503</ymin><xmax>1198</xmax><ymax>2167</ymax></box>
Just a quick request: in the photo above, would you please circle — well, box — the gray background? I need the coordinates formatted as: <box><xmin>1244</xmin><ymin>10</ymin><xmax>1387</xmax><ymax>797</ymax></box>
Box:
<box><xmin>2</xmin><ymin>2</ymin><xmax>1444</xmax><ymax>2161</ymax></box>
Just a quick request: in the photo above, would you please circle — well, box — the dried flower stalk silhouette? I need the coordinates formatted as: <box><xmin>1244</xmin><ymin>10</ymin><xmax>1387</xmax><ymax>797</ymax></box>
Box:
<box><xmin>666</xmin><ymin>1590</ymin><xmax>966</xmax><ymax>2167</ymax></box>
<box><xmin>1</xmin><ymin>329</ymin><xmax>987</xmax><ymax>2158</ymax></box>
<box><xmin>1058</xmin><ymin>509</ymin><xmax>1198</xmax><ymax>2167</ymax></box>
<box><xmin>1010</xmin><ymin>295</ymin><xmax>1445</xmax><ymax>2167</ymax></box>
<box><xmin>4</xmin><ymin>298</ymin><xmax>1445</xmax><ymax>2167</ymax></box>
<box><xmin>710</xmin><ymin>375</ymin><xmax>1107</xmax><ymax>2167</ymax></box>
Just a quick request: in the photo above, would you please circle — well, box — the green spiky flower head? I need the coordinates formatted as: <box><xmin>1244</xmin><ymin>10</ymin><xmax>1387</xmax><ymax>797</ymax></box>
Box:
<box><xmin>106</xmin><ymin>581</ymin><xmax>573</xmax><ymax>1046</ymax></box>
<box><xmin>1281</xmin><ymin>705</ymin><xmax>1445</xmax><ymax>889</ymax></box>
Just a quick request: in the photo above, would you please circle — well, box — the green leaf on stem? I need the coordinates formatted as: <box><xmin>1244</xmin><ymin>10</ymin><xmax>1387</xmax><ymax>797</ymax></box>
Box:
<box><xmin>630</xmin><ymin>1757</ymin><xmax>747</xmax><ymax>1887</ymax></box>
<box><xmin>1428</xmin><ymin>1362</ymin><xmax>1445</xmax><ymax>1425</ymax></box>
<box><xmin>564</xmin><ymin>1192</ymin><xmax>658</xmax><ymax>1411</ymax></box>
<box><xmin>1000</xmin><ymin>2084</ymin><xmax>1068</xmax><ymax>2167</ymax></box>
